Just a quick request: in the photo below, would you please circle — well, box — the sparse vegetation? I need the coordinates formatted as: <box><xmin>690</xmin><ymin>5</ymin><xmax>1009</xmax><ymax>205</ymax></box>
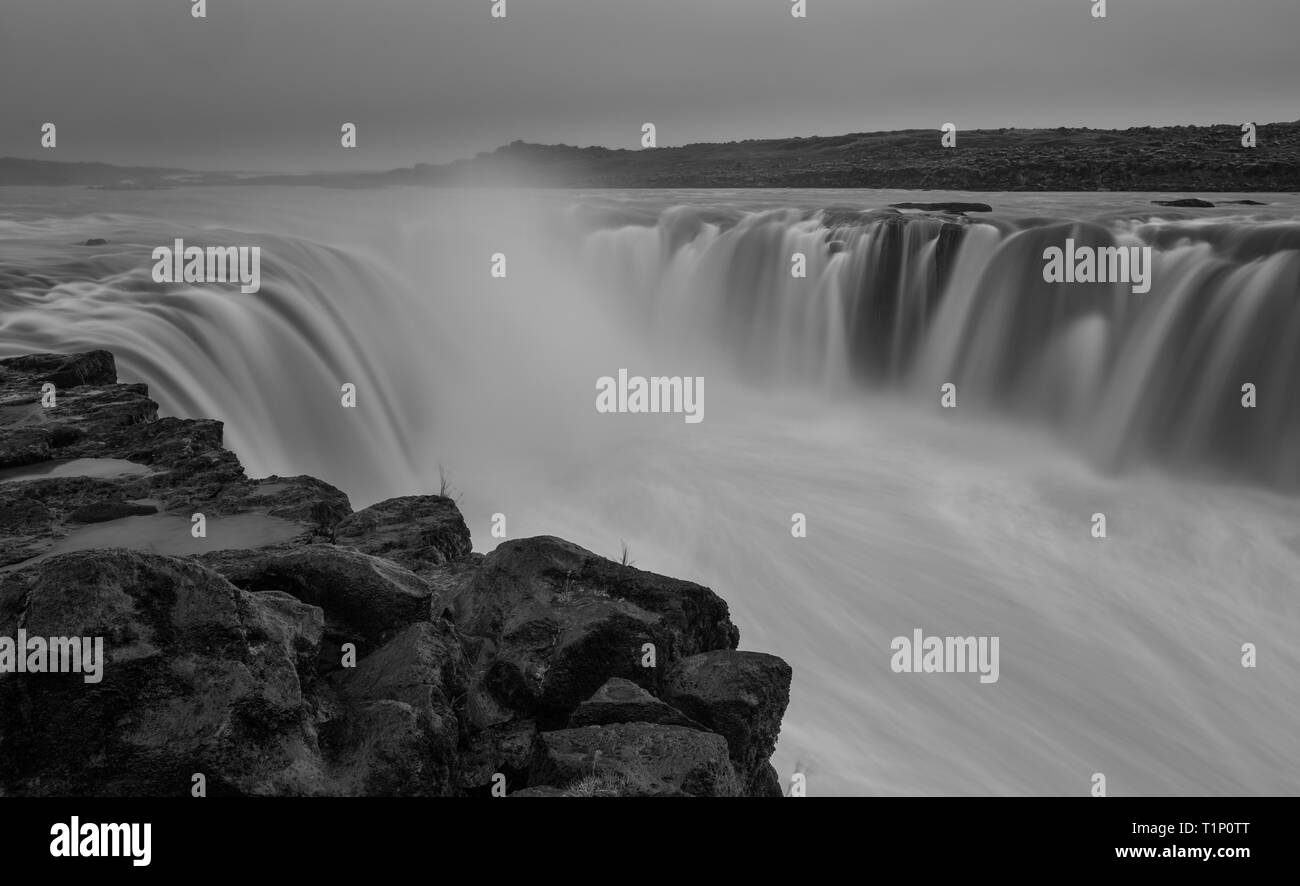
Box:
<box><xmin>562</xmin><ymin>771</ymin><xmax>635</xmax><ymax>797</ymax></box>
<box><xmin>437</xmin><ymin>463</ymin><xmax>459</xmax><ymax>501</ymax></box>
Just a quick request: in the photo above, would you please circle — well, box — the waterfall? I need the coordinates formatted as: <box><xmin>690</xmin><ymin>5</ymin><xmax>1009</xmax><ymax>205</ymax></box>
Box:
<box><xmin>0</xmin><ymin>217</ymin><xmax>436</xmax><ymax>503</ymax></box>
<box><xmin>583</xmin><ymin>207</ymin><xmax>1300</xmax><ymax>488</ymax></box>
<box><xmin>4</xmin><ymin>189</ymin><xmax>1299</xmax><ymax>793</ymax></box>
<box><xmin>0</xmin><ymin>188</ymin><xmax>646</xmax><ymax>508</ymax></box>
<box><xmin>3</xmin><ymin>192</ymin><xmax>1298</xmax><ymax>501</ymax></box>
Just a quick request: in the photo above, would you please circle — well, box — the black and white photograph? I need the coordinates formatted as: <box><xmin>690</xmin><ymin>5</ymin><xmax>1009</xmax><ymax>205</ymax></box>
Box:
<box><xmin>0</xmin><ymin>0</ymin><xmax>1294</xmax><ymax>867</ymax></box>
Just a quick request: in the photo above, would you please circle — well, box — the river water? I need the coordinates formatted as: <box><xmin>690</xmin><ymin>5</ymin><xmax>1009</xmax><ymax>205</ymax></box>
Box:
<box><xmin>2</xmin><ymin>185</ymin><xmax>1297</xmax><ymax>795</ymax></box>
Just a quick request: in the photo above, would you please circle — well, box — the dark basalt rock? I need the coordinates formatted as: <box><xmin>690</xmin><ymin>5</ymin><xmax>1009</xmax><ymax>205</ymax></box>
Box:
<box><xmin>0</xmin><ymin>427</ymin><xmax>52</xmax><ymax>468</ymax></box>
<box><xmin>442</xmin><ymin>535</ymin><xmax>740</xmax><ymax>737</ymax></box>
<box><xmin>662</xmin><ymin>650</ymin><xmax>794</xmax><ymax>797</ymax></box>
<box><xmin>67</xmin><ymin>501</ymin><xmax>158</xmax><ymax>523</ymax></box>
<box><xmin>1152</xmin><ymin>198</ymin><xmax>1216</xmax><ymax>207</ymax></box>
<box><xmin>0</xmin><ymin>351</ymin><xmax>793</xmax><ymax>797</ymax></box>
<box><xmin>0</xmin><ymin>550</ymin><xmax>327</xmax><ymax>796</ymax></box>
<box><xmin>819</xmin><ymin>207</ymin><xmax>903</xmax><ymax>227</ymax></box>
<box><xmin>83</xmin><ymin>238</ymin><xmax>108</xmax><ymax>246</ymax></box>
<box><xmin>509</xmin><ymin>785</ymin><xmax>569</xmax><ymax>797</ymax></box>
<box><xmin>206</xmin><ymin>544</ymin><xmax>434</xmax><ymax>646</ymax></box>
<box><xmin>323</xmin><ymin>621</ymin><xmax>466</xmax><ymax>796</ymax></box>
<box><xmin>889</xmin><ymin>202</ymin><xmax>993</xmax><ymax>213</ymax></box>
<box><xmin>568</xmin><ymin>676</ymin><xmax>704</xmax><ymax>729</ymax></box>
<box><xmin>0</xmin><ymin>352</ymin><xmax>351</xmax><ymax>565</ymax></box>
<box><xmin>0</xmin><ymin>350</ymin><xmax>117</xmax><ymax>389</ymax></box>
<box><xmin>528</xmin><ymin>723</ymin><xmax>739</xmax><ymax>797</ymax></box>
<box><xmin>334</xmin><ymin>494</ymin><xmax>471</xmax><ymax>572</ymax></box>
<box><xmin>457</xmin><ymin>718</ymin><xmax>539</xmax><ymax>791</ymax></box>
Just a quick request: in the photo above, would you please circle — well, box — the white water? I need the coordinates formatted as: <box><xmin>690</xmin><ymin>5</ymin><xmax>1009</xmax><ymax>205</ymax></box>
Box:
<box><xmin>2</xmin><ymin>186</ymin><xmax>1298</xmax><ymax>795</ymax></box>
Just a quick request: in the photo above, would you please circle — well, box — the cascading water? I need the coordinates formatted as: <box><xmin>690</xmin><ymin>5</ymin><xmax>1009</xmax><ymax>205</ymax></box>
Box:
<box><xmin>0</xmin><ymin>210</ymin><xmax>435</xmax><ymax>501</ymax></box>
<box><xmin>2</xmin><ymin>187</ymin><xmax>1298</xmax><ymax>795</ymax></box>
<box><xmin>584</xmin><ymin>206</ymin><xmax>1300</xmax><ymax>488</ymax></box>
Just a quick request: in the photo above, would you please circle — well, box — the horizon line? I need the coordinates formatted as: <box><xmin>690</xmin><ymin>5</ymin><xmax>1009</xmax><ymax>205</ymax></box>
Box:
<box><xmin>4</xmin><ymin>117</ymin><xmax>1298</xmax><ymax>177</ymax></box>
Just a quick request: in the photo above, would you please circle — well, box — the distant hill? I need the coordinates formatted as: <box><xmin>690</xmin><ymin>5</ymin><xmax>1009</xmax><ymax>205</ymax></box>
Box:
<box><xmin>0</xmin><ymin>157</ymin><xmax>196</xmax><ymax>187</ymax></box>
<box><xmin>5</xmin><ymin>121</ymin><xmax>1299</xmax><ymax>191</ymax></box>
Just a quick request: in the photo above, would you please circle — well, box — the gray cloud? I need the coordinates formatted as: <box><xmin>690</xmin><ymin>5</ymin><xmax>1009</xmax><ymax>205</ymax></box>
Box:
<box><xmin>1</xmin><ymin>0</ymin><xmax>1296</xmax><ymax>171</ymax></box>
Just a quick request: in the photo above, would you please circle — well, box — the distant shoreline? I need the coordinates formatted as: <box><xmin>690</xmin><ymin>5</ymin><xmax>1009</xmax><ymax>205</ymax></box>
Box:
<box><xmin>3</xmin><ymin>121</ymin><xmax>1298</xmax><ymax>192</ymax></box>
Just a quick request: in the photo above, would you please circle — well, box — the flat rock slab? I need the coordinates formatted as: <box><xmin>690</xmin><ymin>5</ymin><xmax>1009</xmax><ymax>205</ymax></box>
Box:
<box><xmin>0</xmin><ymin>353</ymin><xmax>352</xmax><ymax>543</ymax></box>
<box><xmin>0</xmin><ymin>351</ymin><xmax>116</xmax><ymax>389</ymax></box>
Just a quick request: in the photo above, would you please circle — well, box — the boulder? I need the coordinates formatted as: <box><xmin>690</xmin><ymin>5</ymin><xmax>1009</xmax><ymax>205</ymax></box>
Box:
<box><xmin>455</xmin><ymin>717</ymin><xmax>538</xmax><ymax>792</ymax></box>
<box><xmin>662</xmin><ymin>650</ymin><xmax>793</xmax><ymax>797</ymax></box>
<box><xmin>528</xmin><ymin>723</ymin><xmax>738</xmax><ymax>797</ymax></box>
<box><xmin>446</xmin><ymin>536</ymin><xmax>739</xmax><ymax>729</ymax></box>
<box><xmin>322</xmin><ymin>621</ymin><xmax>466</xmax><ymax>796</ymax></box>
<box><xmin>207</xmin><ymin>544</ymin><xmax>433</xmax><ymax>646</ymax></box>
<box><xmin>219</xmin><ymin>475</ymin><xmax>352</xmax><ymax>540</ymax></box>
<box><xmin>250</xmin><ymin>589</ymin><xmax>326</xmax><ymax>682</ymax></box>
<box><xmin>334</xmin><ymin>495</ymin><xmax>471</xmax><ymax>571</ymax></box>
<box><xmin>568</xmin><ymin>676</ymin><xmax>702</xmax><ymax>729</ymax></box>
<box><xmin>0</xmin><ymin>550</ymin><xmax>326</xmax><ymax>796</ymax></box>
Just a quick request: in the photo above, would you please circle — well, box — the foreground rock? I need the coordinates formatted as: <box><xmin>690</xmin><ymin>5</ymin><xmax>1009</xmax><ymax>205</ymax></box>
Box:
<box><xmin>334</xmin><ymin>495</ymin><xmax>471</xmax><ymax>573</ymax></box>
<box><xmin>663</xmin><ymin>650</ymin><xmax>793</xmax><ymax>797</ymax></box>
<box><xmin>528</xmin><ymin>723</ymin><xmax>738</xmax><ymax>797</ymax></box>
<box><xmin>0</xmin><ymin>351</ymin><xmax>349</xmax><ymax>567</ymax></box>
<box><xmin>0</xmin><ymin>550</ymin><xmax>326</xmax><ymax>795</ymax></box>
<box><xmin>444</xmin><ymin>535</ymin><xmax>739</xmax><ymax>746</ymax></box>
<box><xmin>0</xmin><ymin>351</ymin><xmax>793</xmax><ymax>796</ymax></box>
<box><xmin>323</xmin><ymin>621</ymin><xmax>466</xmax><ymax>796</ymax></box>
<box><xmin>568</xmin><ymin>677</ymin><xmax>703</xmax><ymax>729</ymax></box>
<box><xmin>204</xmin><ymin>545</ymin><xmax>434</xmax><ymax>645</ymax></box>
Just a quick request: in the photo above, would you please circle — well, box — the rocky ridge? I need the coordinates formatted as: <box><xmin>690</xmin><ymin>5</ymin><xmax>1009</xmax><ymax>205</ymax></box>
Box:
<box><xmin>0</xmin><ymin>350</ymin><xmax>792</xmax><ymax>797</ymax></box>
<box><xmin>6</xmin><ymin>120</ymin><xmax>1299</xmax><ymax>191</ymax></box>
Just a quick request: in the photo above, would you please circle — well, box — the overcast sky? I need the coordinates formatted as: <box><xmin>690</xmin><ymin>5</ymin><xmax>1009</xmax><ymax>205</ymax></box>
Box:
<box><xmin>1</xmin><ymin>0</ymin><xmax>1296</xmax><ymax>172</ymax></box>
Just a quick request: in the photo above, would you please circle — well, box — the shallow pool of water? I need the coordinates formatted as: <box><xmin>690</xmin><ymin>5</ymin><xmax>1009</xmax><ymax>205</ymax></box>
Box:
<box><xmin>0</xmin><ymin>457</ymin><xmax>154</xmax><ymax>484</ymax></box>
